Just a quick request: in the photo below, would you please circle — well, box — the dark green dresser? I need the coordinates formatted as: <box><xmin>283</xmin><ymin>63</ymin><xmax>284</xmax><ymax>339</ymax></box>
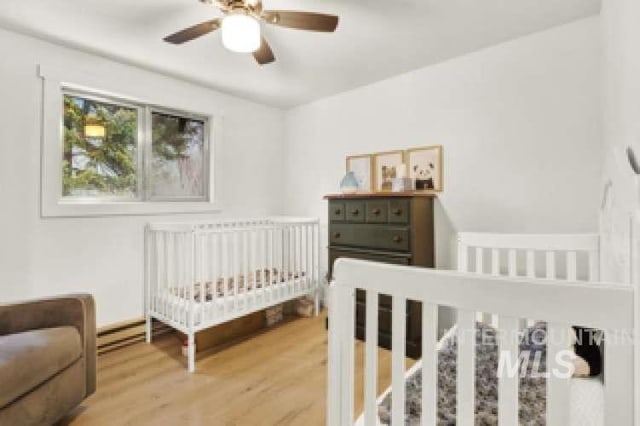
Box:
<box><xmin>325</xmin><ymin>192</ymin><xmax>435</xmax><ymax>358</ymax></box>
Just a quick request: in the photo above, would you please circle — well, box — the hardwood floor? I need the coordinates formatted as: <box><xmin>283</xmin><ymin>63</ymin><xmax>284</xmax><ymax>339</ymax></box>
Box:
<box><xmin>62</xmin><ymin>312</ymin><xmax>413</xmax><ymax>426</ymax></box>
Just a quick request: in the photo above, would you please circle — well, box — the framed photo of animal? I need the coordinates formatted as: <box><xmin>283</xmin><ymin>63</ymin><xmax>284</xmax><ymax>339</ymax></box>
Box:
<box><xmin>373</xmin><ymin>150</ymin><xmax>405</xmax><ymax>192</ymax></box>
<box><xmin>406</xmin><ymin>145</ymin><xmax>443</xmax><ymax>191</ymax></box>
<box><xmin>346</xmin><ymin>154</ymin><xmax>373</xmax><ymax>192</ymax></box>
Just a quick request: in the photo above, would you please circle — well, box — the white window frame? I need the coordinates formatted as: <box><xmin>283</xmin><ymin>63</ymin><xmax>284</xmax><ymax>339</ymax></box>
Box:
<box><xmin>40</xmin><ymin>65</ymin><xmax>222</xmax><ymax>217</ymax></box>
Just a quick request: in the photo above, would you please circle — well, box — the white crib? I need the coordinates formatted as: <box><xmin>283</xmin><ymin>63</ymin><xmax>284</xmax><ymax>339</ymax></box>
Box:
<box><xmin>145</xmin><ymin>217</ymin><xmax>320</xmax><ymax>372</ymax></box>
<box><xmin>329</xmin><ymin>232</ymin><xmax>639</xmax><ymax>425</ymax></box>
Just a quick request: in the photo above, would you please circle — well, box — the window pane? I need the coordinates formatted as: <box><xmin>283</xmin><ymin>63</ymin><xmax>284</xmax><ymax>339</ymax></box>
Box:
<box><xmin>151</xmin><ymin>112</ymin><xmax>206</xmax><ymax>198</ymax></box>
<box><xmin>63</xmin><ymin>95</ymin><xmax>138</xmax><ymax>198</ymax></box>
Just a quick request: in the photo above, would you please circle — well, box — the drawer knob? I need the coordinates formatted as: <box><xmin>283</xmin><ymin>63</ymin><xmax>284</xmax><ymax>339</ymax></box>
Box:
<box><xmin>334</xmin><ymin>208</ymin><xmax>341</xmax><ymax>215</ymax></box>
<box><xmin>392</xmin><ymin>235</ymin><xmax>402</xmax><ymax>243</ymax></box>
<box><xmin>372</xmin><ymin>208</ymin><xmax>381</xmax><ymax>216</ymax></box>
<box><xmin>334</xmin><ymin>232</ymin><xmax>341</xmax><ymax>239</ymax></box>
<box><xmin>392</xmin><ymin>208</ymin><xmax>402</xmax><ymax>216</ymax></box>
<box><xmin>351</xmin><ymin>209</ymin><xmax>360</xmax><ymax>216</ymax></box>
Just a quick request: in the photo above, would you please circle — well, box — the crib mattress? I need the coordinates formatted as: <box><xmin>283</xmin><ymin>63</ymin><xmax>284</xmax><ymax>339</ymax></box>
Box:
<box><xmin>354</xmin><ymin>326</ymin><xmax>604</xmax><ymax>426</ymax></box>
<box><xmin>152</xmin><ymin>280</ymin><xmax>309</xmax><ymax>326</ymax></box>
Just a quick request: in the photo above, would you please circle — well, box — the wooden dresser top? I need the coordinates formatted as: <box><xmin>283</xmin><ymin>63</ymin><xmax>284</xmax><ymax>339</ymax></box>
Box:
<box><xmin>324</xmin><ymin>191</ymin><xmax>437</xmax><ymax>200</ymax></box>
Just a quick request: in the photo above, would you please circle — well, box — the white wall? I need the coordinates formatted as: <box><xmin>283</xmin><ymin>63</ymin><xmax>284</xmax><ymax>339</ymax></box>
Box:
<box><xmin>600</xmin><ymin>0</ymin><xmax>640</xmax><ymax>284</ymax></box>
<box><xmin>283</xmin><ymin>17</ymin><xmax>602</xmax><ymax>271</ymax></box>
<box><xmin>0</xmin><ymin>28</ymin><xmax>285</xmax><ymax>326</ymax></box>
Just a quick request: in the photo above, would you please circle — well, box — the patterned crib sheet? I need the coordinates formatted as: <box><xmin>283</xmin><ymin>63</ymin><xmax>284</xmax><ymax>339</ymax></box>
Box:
<box><xmin>170</xmin><ymin>268</ymin><xmax>305</xmax><ymax>301</ymax></box>
<box><xmin>379</xmin><ymin>322</ymin><xmax>548</xmax><ymax>426</ymax></box>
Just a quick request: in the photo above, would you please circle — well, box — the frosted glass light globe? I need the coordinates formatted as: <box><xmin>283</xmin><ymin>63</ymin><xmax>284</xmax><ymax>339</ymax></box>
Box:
<box><xmin>221</xmin><ymin>13</ymin><xmax>261</xmax><ymax>53</ymax></box>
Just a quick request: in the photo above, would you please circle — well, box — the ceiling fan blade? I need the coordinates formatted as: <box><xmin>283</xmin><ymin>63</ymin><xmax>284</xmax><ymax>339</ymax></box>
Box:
<box><xmin>163</xmin><ymin>18</ymin><xmax>221</xmax><ymax>44</ymax></box>
<box><xmin>261</xmin><ymin>10</ymin><xmax>339</xmax><ymax>32</ymax></box>
<box><xmin>253</xmin><ymin>36</ymin><xmax>275</xmax><ymax>65</ymax></box>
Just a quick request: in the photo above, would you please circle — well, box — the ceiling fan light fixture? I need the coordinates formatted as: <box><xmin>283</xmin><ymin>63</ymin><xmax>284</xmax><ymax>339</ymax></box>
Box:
<box><xmin>221</xmin><ymin>12</ymin><xmax>261</xmax><ymax>53</ymax></box>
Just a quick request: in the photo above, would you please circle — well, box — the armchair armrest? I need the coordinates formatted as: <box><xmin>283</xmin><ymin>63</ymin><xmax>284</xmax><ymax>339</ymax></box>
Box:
<box><xmin>0</xmin><ymin>294</ymin><xmax>97</xmax><ymax>396</ymax></box>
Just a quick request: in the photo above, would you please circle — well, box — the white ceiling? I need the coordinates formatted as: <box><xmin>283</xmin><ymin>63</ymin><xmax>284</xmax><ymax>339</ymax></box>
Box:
<box><xmin>0</xmin><ymin>0</ymin><xmax>600</xmax><ymax>108</ymax></box>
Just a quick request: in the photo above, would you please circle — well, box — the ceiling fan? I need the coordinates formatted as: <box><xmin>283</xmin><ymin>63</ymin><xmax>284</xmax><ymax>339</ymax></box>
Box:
<box><xmin>163</xmin><ymin>0</ymin><xmax>339</xmax><ymax>65</ymax></box>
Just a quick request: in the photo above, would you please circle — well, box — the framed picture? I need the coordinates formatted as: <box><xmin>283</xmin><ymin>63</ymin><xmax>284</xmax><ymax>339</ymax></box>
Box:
<box><xmin>406</xmin><ymin>145</ymin><xmax>443</xmax><ymax>191</ymax></box>
<box><xmin>373</xmin><ymin>150</ymin><xmax>405</xmax><ymax>192</ymax></box>
<box><xmin>346</xmin><ymin>154</ymin><xmax>373</xmax><ymax>192</ymax></box>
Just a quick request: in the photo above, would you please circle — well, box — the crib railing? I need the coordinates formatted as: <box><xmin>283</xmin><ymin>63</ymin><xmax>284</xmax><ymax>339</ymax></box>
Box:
<box><xmin>327</xmin><ymin>259</ymin><xmax>635</xmax><ymax>425</ymax></box>
<box><xmin>146</xmin><ymin>217</ymin><xmax>320</xmax><ymax>334</ymax></box>
<box><xmin>458</xmin><ymin>233</ymin><xmax>600</xmax><ymax>327</ymax></box>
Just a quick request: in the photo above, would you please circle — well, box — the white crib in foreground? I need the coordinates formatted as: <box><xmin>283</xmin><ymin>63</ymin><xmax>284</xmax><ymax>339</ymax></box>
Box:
<box><xmin>328</xmin><ymin>232</ymin><xmax>639</xmax><ymax>425</ymax></box>
<box><xmin>145</xmin><ymin>217</ymin><xmax>320</xmax><ymax>372</ymax></box>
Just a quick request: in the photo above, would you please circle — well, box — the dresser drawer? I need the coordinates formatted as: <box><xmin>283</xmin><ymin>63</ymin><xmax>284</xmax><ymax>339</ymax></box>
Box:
<box><xmin>330</xmin><ymin>224</ymin><xmax>410</xmax><ymax>252</ymax></box>
<box><xmin>344</xmin><ymin>201</ymin><xmax>365</xmax><ymax>223</ymax></box>
<box><xmin>366</xmin><ymin>200</ymin><xmax>388</xmax><ymax>223</ymax></box>
<box><xmin>389</xmin><ymin>199</ymin><xmax>410</xmax><ymax>224</ymax></box>
<box><xmin>329</xmin><ymin>202</ymin><xmax>345</xmax><ymax>222</ymax></box>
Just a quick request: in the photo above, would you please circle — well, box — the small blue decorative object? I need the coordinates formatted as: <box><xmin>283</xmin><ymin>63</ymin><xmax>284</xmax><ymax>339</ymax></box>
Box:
<box><xmin>340</xmin><ymin>171</ymin><xmax>358</xmax><ymax>194</ymax></box>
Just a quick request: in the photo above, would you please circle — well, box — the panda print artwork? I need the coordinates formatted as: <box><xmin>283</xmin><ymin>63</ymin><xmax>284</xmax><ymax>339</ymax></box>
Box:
<box><xmin>407</xmin><ymin>145</ymin><xmax>443</xmax><ymax>192</ymax></box>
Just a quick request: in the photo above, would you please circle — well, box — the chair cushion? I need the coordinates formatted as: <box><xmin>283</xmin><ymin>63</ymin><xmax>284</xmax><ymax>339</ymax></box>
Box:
<box><xmin>0</xmin><ymin>326</ymin><xmax>82</xmax><ymax>408</ymax></box>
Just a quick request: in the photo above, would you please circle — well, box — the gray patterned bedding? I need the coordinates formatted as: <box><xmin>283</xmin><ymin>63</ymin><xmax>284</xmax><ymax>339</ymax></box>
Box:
<box><xmin>169</xmin><ymin>268</ymin><xmax>304</xmax><ymax>301</ymax></box>
<box><xmin>379</xmin><ymin>322</ymin><xmax>548</xmax><ymax>425</ymax></box>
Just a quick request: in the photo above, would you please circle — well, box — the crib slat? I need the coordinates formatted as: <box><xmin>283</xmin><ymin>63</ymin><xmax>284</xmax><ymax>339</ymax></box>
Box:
<box><xmin>566</xmin><ymin>251</ymin><xmax>577</xmax><ymax>281</ymax></box>
<box><xmin>458</xmin><ymin>243</ymin><xmax>468</xmax><ymax>272</ymax></box>
<box><xmin>546</xmin><ymin>251</ymin><xmax>556</xmax><ymax>279</ymax></box>
<box><xmin>523</xmin><ymin>250</ymin><xmax>537</xmax><ymax>327</ymax></box>
<box><xmin>457</xmin><ymin>309</ymin><xmax>475</xmax><ymax>426</ymax></box>
<box><xmin>222</xmin><ymin>231</ymin><xmax>228</xmax><ymax>317</ymax></box>
<box><xmin>257</xmin><ymin>229</ymin><xmax>263</xmax><ymax>306</ymax></box>
<box><xmin>498</xmin><ymin>316</ymin><xmax>519</xmax><ymax>426</ymax></box>
<box><xmin>604</xmin><ymin>335</ymin><xmax>635</xmax><ymax>425</ymax></box>
<box><xmin>174</xmin><ymin>233</ymin><xmax>180</xmax><ymax>324</ymax></box>
<box><xmin>308</xmin><ymin>225</ymin><xmax>313</xmax><ymax>292</ymax></box>
<box><xmin>587</xmin><ymin>249</ymin><xmax>599</xmax><ymax>282</ymax></box>
<box><xmin>421</xmin><ymin>302</ymin><xmax>438</xmax><ymax>426</ymax></box>
<box><xmin>189</xmin><ymin>233</ymin><xmax>195</xmax><ymax>328</ymax></box>
<box><xmin>507</xmin><ymin>249</ymin><xmax>517</xmax><ymax>277</ymax></box>
<box><xmin>182</xmin><ymin>234</ymin><xmax>189</xmax><ymax>327</ymax></box>
<box><xmin>474</xmin><ymin>247</ymin><xmax>485</xmax><ymax>324</ymax></box>
<box><xmin>327</xmin><ymin>284</ymin><xmax>355</xmax><ymax>426</ymax></box>
<box><xmin>294</xmin><ymin>226</ymin><xmax>299</xmax><ymax>294</ymax></box>
<box><xmin>546</xmin><ymin>323</ymin><xmax>571</xmax><ymax>426</ymax></box>
<box><xmin>241</xmin><ymin>230</ymin><xmax>249</xmax><ymax>308</ymax></box>
<box><xmin>486</xmin><ymin>248</ymin><xmax>501</xmax><ymax>325</ymax></box>
<box><xmin>312</xmin><ymin>224</ymin><xmax>319</xmax><ymax>314</ymax></box>
<box><xmin>280</xmin><ymin>227</ymin><xmax>285</xmax><ymax>294</ymax></box>
<box><xmin>475</xmin><ymin>247</ymin><xmax>484</xmax><ymax>273</ymax></box>
<box><xmin>297</xmin><ymin>225</ymin><xmax>302</xmax><ymax>293</ymax></box>
<box><xmin>260</xmin><ymin>228</ymin><xmax>265</xmax><ymax>306</ymax></box>
<box><xmin>307</xmin><ymin>224</ymin><xmax>312</xmax><ymax>291</ymax></box>
<box><xmin>364</xmin><ymin>290</ymin><xmax>378</xmax><ymax>426</ymax></box>
<box><xmin>233</xmin><ymin>232</ymin><xmax>239</xmax><ymax>311</ymax></box>
<box><xmin>284</xmin><ymin>226</ymin><xmax>289</xmax><ymax>299</ymax></box>
<box><xmin>491</xmin><ymin>248</ymin><xmax>500</xmax><ymax>276</ymax></box>
<box><xmin>391</xmin><ymin>295</ymin><xmax>407</xmax><ymax>426</ymax></box>
<box><xmin>211</xmin><ymin>233</ymin><xmax>218</xmax><ymax>318</ymax></box>
<box><xmin>156</xmin><ymin>232</ymin><xmax>164</xmax><ymax>319</ymax></box>
<box><xmin>268</xmin><ymin>228</ymin><xmax>273</xmax><ymax>302</ymax></box>
<box><xmin>166</xmin><ymin>233</ymin><xmax>172</xmax><ymax>322</ymax></box>
<box><xmin>526</xmin><ymin>250</ymin><xmax>535</xmax><ymax>278</ymax></box>
<box><xmin>199</xmin><ymin>235</ymin><xmax>205</xmax><ymax>326</ymax></box>
<box><xmin>290</xmin><ymin>227</ymin><xmax>294</xmax><ymax>296</ymax></box>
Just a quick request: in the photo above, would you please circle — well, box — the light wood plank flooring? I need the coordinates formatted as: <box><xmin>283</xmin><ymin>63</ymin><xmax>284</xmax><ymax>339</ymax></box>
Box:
<box><xmin>62</xmin><ymin>312</ymin><xmax>414</xmax><ymax>426</ymax></box>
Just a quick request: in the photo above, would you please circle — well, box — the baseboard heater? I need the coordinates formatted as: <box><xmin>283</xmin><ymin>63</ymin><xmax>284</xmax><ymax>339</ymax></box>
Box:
<box><xmin>97</xmin><ymin>318</ymin><xmax>172</xmax><ymax>355</ymax></box>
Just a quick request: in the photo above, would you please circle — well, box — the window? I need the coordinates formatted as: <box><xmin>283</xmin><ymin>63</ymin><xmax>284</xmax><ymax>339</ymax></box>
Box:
<box><xmin>150</xmin><ymin>111</ymin><xmax>206</xmax><ymax>199</ymax></box>
<box><xmin>63</xmin><ymin>95</ymin><xmax>139</xmax><ymax>199</ymax></box>
<box><xmin>61</xmin><ymin>90</ymin><xmax>209</xmax><ymax>202</ymax></box>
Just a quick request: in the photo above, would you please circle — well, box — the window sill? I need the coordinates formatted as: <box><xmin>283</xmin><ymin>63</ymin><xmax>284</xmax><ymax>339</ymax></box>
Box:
<box><xmin>41</xmin><ymin>200</ymin><xmax>223</xmax><ymax>218</ymax></box>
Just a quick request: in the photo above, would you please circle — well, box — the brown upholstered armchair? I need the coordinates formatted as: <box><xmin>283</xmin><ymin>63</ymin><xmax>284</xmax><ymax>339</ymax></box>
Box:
<box><xmin>0</xmin><ymin>294</ymin><xmax>96</xmax><ymax>425</ymax></box>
